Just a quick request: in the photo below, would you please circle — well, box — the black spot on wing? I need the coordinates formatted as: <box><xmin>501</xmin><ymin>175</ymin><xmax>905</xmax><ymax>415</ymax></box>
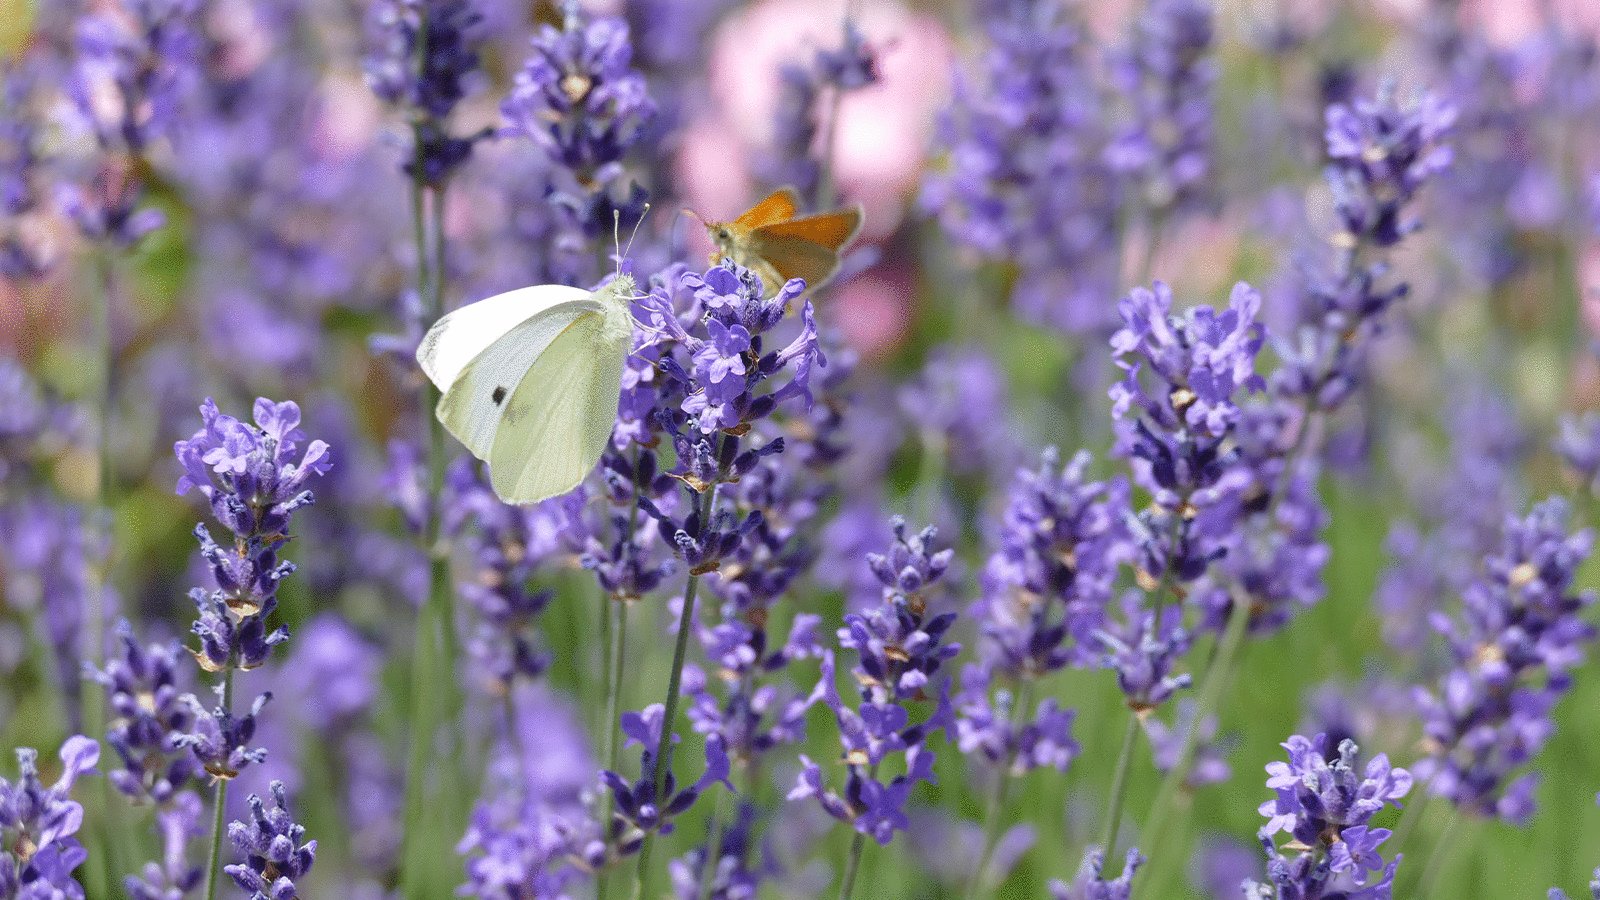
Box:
<box><xmin>492</xmin><ymin>386</ymin><xmax>507</xmax><ymax>405</ymax></box>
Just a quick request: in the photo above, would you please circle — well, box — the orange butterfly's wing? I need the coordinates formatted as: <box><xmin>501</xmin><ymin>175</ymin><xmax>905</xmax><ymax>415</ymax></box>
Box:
<box><xmin>752</xmin><ymin>204</ymin><xmax>864</xmax><ymax>252</ymax></box>
<box><xmin>745</xmin><ymin>231</ymin><xmax>844</xmax><ymax>289</ymax></box>
<box><xmin>732</xmin><ymin>188</ymin><xmax>802</xmax><ymax>230</ymax></box>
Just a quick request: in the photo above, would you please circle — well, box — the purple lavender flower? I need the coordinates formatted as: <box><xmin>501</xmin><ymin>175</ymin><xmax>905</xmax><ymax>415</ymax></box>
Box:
<box><xmin>443</xmin><ymin>459</ymin><xmax>557</xmax><ymax>688</ymax></box>
<box><xmin>1109</xmin><ymin>279</ymin><xmax>1266</xmax><ymax>589</ymax></box>
<box><xmin>1272</xmin><ymin>86</ymin><xmax>1454</xmax><ymax>414</ymax></box>
<box><xmin>173</xmin><ymin>397</ymin><xmax>330</xmax><ymax>670</ymax></box>
<box><xmin>124</xmin><ymin>790</ymin><xmax>205</xmax><ymax>900</ymax></box>
<box><xmin>1410</xmin><ymin>498</ymin><xmax>1596</xmax><ymax>824</ymax></box>
<box><xmin>223</xmin><ymin>781</ymin><xmax>316</xmax><ymax>900</ymax></box>
<box><xmin>1</xmin><ymin>61</ymin><xmax>55</xmax><ymax>278</ymax></box>
<box><xmin>0</xmin><ymin>498</ymin><xmax>111</xmax><ymax>734</ymax></box>
<box><xmin>600</xmin><ymin>706</ymin><xmax>733</xmax><ymax>855</ymax></box>
<box><xmin>1556</xmin><ymin>411</ymin><xmax>1600</xmax><ymax>495</ymax></box>
<box><xmin>364</xmin><ymin>0</ymin><xmax>487</xmax><ymax>185</ymax></box>
<box><xmin>176</xmin><ymin>688</ymin><xmax>271</xmax><ymax>782</ymax></box>
<box><xmin>1049</xmin><ymin>847</ymin><xmax>1143</xmax><ymax>900</ymax></box>
<box><xmin>459</xmin><ymin>685</ymin><xmax>599</xmax><ymax>899</ymax></box>
<box><xmin>1245</xmin><ymin>734</ymin><xmax>1409</xmax><ymax>900</ymax></box>
<box><xmin>1102</xmin><ymin>0</ymin><xmax>1215</xmax><ymax>214</ymax></box>
<box><xmin>762</xmin><ymin>19</ymin><xmax>880</xmax><ymax>205</ymax></box>
<box><xmin>0</xmin><ymin>735</ymin><xmax>100</xmax><ymax>900</ymax></box>
<box><xmin>897</xmin><ymin>348</ymin><xmax>1019</xmax><ymax>480</ymax></box>
<box><xmin>924</xmin><ymin>0</ymin><xmax>1119</xmax><ymax>334</ymax></box>
<box><xmin>499</xmin><ymin>10</ymin><xmax>654</xmax><ymax>254</ymax></box>
<box><xmin>89</xmin><ymin>621</ymin><xmax>199</xmax><ymax>804</ymax></box>
<box><xmin>789</xmin><ymin>519</ymin><xmax>959</xmax><ymax>846</ymax></box>
<box><xmin>669</xmin><ymin>802</ymin><xmax>776</xmax><ymax>900</ymax></box>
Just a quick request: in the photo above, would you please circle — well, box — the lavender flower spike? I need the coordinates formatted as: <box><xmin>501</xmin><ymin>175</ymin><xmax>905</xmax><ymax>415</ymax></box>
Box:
<box><xmin>0</xmin><ymin>735</ymin><xmax>100</xmax><ymax>900</ymax></box>
<box><xmin>224</xmin><ymin>781</ymin><xmax>316</xmax><ymax>900</ymax></box>
<box><xmin>1245</xmin><ymin>733</ymin><xmax>1409</xmax><ymax>900</ymax></box>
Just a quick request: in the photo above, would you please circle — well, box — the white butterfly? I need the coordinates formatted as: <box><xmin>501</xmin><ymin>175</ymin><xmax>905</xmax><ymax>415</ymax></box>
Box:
<box><xmin>415</xmin><ymin>274</ymin><xmax>639</xmax><ymax>505</ymax></box>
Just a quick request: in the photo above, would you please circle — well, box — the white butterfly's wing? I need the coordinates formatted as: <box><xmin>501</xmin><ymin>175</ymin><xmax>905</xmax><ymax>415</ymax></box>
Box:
<box><xmin>434</xmin><ymin>297</ymin><xmax>602</xmax><ymax>461</ymax></box>
<box><xmin>416</xmin><ymin>284</ymin><xmax>592</xmax><ymax>389</ymax></box>
<box><xmin>487</xmin><ymin>314</ymin><xmax>629</xmax><ymax>504</ymax></box>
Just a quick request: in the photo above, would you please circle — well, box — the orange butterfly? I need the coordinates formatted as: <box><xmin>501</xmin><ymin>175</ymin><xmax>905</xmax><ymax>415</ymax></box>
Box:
<box><xmin>691</xmin><ymin>188</ymin><xmax>864</xmax><ymax>297</ymax></box>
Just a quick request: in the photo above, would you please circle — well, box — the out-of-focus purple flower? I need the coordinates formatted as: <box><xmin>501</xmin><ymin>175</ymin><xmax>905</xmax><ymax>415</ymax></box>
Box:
<box><xmin>669</xmin><ymin>802</ymin><xmax>777</xmax><ymax>900</ymax></box>
<box><xmin>897</xmin><ymin>348</ymin><xmax>1018</xmax><ymax>480</ymax></box>
<box><xmin>790</xmin><ymin>519</ymin><xmax>959</xmax><ymax>846</ymax></box>
<box><xmin>762</xmin><ymin>19</ymin><xmax>880</xmax><ymax>205</ymax></box>
<box><xmin>176</xmin><ymin>689</ymin><xmax>270</xmax><ymax>782</ymax></box>
<box><xmin>498</xmin><ymin>9</ymin><xmax>653</xmax><ymax>257</ymax></box>
<box><xmin>124</xmin><ymin>790</ymin><xmax>205</xmax><ymax>900</ymax></box>
<box><xmin>1</xmin><ymin>61</ymin><xmax>55</xmax><ymax>278</ymax></box>
<box><xmin>1103</xmin><ymin>0</ymin><xmax>1214</xmax><ymax>213</ymax></box>
<box><xmin>924</xmin><ymin>0</ymin><xmax>1119</xmax><ymax>334</ymax></box>
<box><xmin>278</xmin><ymin>614</ymin><xmax>381</xmax><ymax>736</ymax></box>
<box><xmin>1272</xmin><ymin>86</ymin><xmax>1454</xmax><ymax>416</ymax></box>
<box><xmin>68</xmin><ymin>0</ymin><xmax>203</xmax><ymax>154</ymax></box>
<box><xmin>1556</xmin><ymin>411</ymin><xmax>1600</xmax><ymax>495</ymax></box>
<box><xmin>364</xmin><ymin>0</ymin><xmax>488</xmax><ymax>186</ymax></box>
<box><xmin>459</xmin><ymin>684</ymin><xmax>599</xmax><ymax>899</ymax></box>
<box><xmin>223</xmin><ymin>781</ymin><xmax>316</xmax><ymax>900</ymax></box>
<box><xmin>444</xmin><ymin>459</ymin><xmax>558</xmax><ymax>688</ymax></box>
<box><xmin>1049</xmin><ymin>847</ymin><xmax>1144</xmax><ymax>900</ymax></box>
<box><xmin>174</xmin><ymin>397</ymin><xmax>330</xmax><ymax>670</ymax></box>
<box><xmin>0</xmin><ymin>735</ymin><xmax>100</xmax><ymax>900</ymax></box>
<box><xmin>365</xmin><ymin>0</ymin><xmax>483</xmax><ymax>121</ymax></box>
<box><xmin>1142</xmin><ymin>698</ymin><xmax>1229</xmax><ymax>788</ymax></box>
<box><xmin>1410</xmin><ymin>498</ymin><xmax>1596</xmax><ymax>824</ymax></box>
<box><xmin>1245</xmin><ymin>734</ymin><xmax>1407</xmax><ymax>900</ymax></box>
<box><xmin>89</xmin><ymin>621</ymin><xmax>199</xmax><ymax>804</ymax></box>
<box><xmin>0</xmin><ymin>498</ymin><xmax>112</xmax><ymax>734</ymax></box>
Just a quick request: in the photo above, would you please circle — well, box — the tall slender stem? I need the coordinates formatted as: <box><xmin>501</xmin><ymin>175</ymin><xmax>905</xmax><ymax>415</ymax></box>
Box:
<box><xmin>202</xmin><ymin>667</ymin><xmax>236</xmax><ymax>900</ymax></box>
<box><xmin>633</xmin><ymin>483</ymin><xmax>719</xmax><ymax>897</ymax></box>
<box><xmin>1099</xmin><ymin>707</ymin><xmax>1143</xmax><ymax>861</ymax></box>
<box><xmin>837</xmin><ymin>760</ymin><xmax>879</xmax><ymax>900</ymax></box>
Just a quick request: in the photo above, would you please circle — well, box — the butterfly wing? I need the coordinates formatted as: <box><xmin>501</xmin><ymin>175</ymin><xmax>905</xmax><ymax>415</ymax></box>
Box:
<box><xmin>486</xmin><ymin>314</ymin><xmax>629</xmax><ymax>504</ymax></box>
<box><xmin>417</xmin><ymin>284</ymin><xmax>593</xmax><ymax>390</ymax></box>
<box><xmin>433</xmin><ymin>296</ymin><xmax>602</xmax><ymax>462</ymax></box>
<box><xmin>733</xmin><ymin>188</ymin><xmax>802</xmax><ymax>229</ymax></box>
<box><xmin>747</xmin><ymin>204</ymin><xmax>864</xmax><ymax>288</ymax></box>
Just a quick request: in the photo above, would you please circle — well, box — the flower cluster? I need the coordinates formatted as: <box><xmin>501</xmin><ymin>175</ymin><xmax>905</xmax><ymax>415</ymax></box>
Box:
<box><xmin>1049</xmin><ymin>847</ymin><xmax>1144</xmax><ymax>900</ymax></box>
<box><xmin>1102</xmin><ymin>0</ymin><xmax>1215</xmax><ymax>214</ymax></box>
<box><xmin>224</xmin><ymin>781</ymin><xmax>317</xmax><ymax>900</ymax></box>
<box><xmin>925</xmin><ymin>0</ymin><xmax>1118</xmax><ymax>333</ymax></box>
<box><xmin>956</xmin><ymin>448</ymin><xmax>1127</xmax><ymax>774</ymax></box>
<box><xmin>1410</xmin><ymin>498</ymin><xmax>1596</xmax><ymax>824</ymax></box>
<box><xmin>1109</xmin><ymin>279</ymin><xmax>1266</xmax><ymax>594</ymax></box>
<box><xmin>0</xmin><ymin>736</ymin><xmax>100</xmax><ymax>900</ymax></box>
<box><xmin>364</xmin><ymin>0</ymin><xmax>486</xmax><ymax>186</ymax></box>
<box><xmin>763</xmin><ymin>19</ymin><xmax>880</xmax><ymax>205</ymax></box>
<box><xmin>174</xmin><ymin>397</ymin><xmax>332</xmax><ymax>670</ymax></box>
<box><xmin>500</xmin><ymin>10</ymin><xmax>654</xmax><ymax>267</ymax></box>
<box><xmin>1245</xmin><ymin>734</ymin><xmax>1410</xmax><ymax>899</ymax></box>
<box><xmin>600</xmin><ymin>706</ymin><xmax>733</xmax><ymax>855</ymax></box>
<box><xmin>791</xmin><ymin>519</ymin><xmax>959</xmax><ymax>845</ymax></box>
<box><xmin>90</xmin><ymin>621</ymin><xmax>199</xmax><ymax>803</ymax></box>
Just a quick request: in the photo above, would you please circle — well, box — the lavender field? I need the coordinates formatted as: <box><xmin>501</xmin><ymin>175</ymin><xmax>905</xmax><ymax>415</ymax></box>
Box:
<box><xmin>4</xmin><ymin>0</ymin><xmax>1600</xmax><ymax>898</ymax></box>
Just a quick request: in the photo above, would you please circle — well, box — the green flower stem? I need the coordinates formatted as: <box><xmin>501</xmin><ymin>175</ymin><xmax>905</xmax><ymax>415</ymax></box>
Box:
<box><xmin>963</xmin><ymin>678</ymin><xmax>1035</xmax><ymax>900</ymax></box>
<box><xmin>202</xmin><ymin>667</ymin><xmax>235</xmax><ymax>900</ymax></box>
<box><xmin>633</xmin><ymin>483</ymin><xmax>719</xmax><ymax>898</ymax></box>
<box><xmin>837</xmin><ymin>761</ymin><xmax>880</xmax><ymax>900</ymax></box>
<box><xmin>1412</xmin><ymin>805</ymin><xmax>1463</xmax><ymax>900</ymax></box>
<box><xmin>1134</xmin><ymin>594</ymin><xmax>1249</xmax><ymax>900</ymax></box>
<box><xmin>1098</xmin><ymin>705</ymin><xmax>1143</xmax><ymax>862</ymax></box>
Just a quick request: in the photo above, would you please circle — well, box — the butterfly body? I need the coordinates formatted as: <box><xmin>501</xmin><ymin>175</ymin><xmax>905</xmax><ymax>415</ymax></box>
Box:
<box><xmin>700</xmin><ymin>188</ymin><xmax>863</xmax><ymax>296</ymax></box>
<box><xmin>416</xmin><ymin>275</ymin><xmax>637</xmax><ymax>504</ymax></box>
